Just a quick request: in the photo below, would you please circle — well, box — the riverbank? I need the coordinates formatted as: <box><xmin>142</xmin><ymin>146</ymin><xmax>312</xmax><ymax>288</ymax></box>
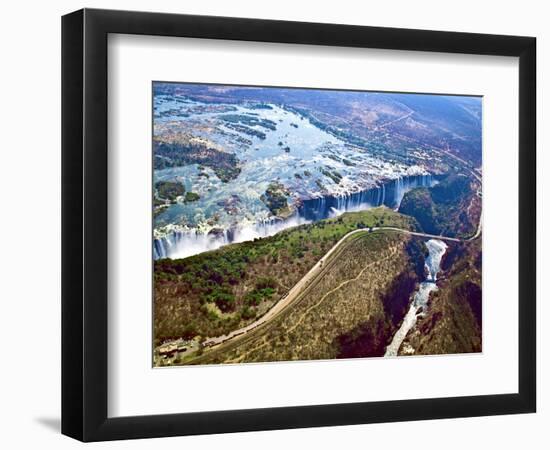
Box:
<box><xmin>154</xmin><ymin>173</ymin><xmax>437</xmax><ymax>260</ymax></box>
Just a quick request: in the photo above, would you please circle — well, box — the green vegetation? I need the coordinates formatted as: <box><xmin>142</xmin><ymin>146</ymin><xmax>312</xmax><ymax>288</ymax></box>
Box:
<box><xmin>187</xmin><ymin>230</ymin><xmax>417</xmax><ymax>365</ymax></box>
<box><xmin>152</xmin><ymin>85</ymin><xmax>483</xmax><ymax>365</ymax></box>
<box><xmin>154</xmin><ymin>140</ymin><xmax>241</xmax><ymax>182</ymax></box>
<box><xmin>260</xmin><ymin>181</ymin><xmax>290</xmax><ymax>216</ymax></box>
<box><xmin>245</xmin><ymin>277</ymin><xmax>277</xmax><ymax>306</ymax></box>
<box><xmin>399</xmin><ymin>173</ymin><xmax>477</xmax><ymax>238</ymax></box>
<box><xmin>155</xmin><ymin>180</ymin><xmax>184</xmax><ymax>202</ymax></box>
<box><xmin>154</xmin><ymin>208</ymin><xmax>418</xmax><ymax>350</ymax></box>
<box><xmin>399</xmin><ymin>188</ymin><xmax>435</xmax><ymax>229</ymax></box>
<box><xmin>213</xmin><ymin>166</ymin><xmax>242</xmax><ymax>183</ymax></box>
<box><xmin>184</xmin><ymin>192</ymin><xmax>200</xmax><ymax>203</ymax></box>
<box><xmin>154</xmin><ymin>180</ymin><xmax>184</xmax><ymax>217</ymax></box>
<box><xmin>154</xmin><ymin>180</ymin><xmax>199</xmax><ymax>206</ymax></box>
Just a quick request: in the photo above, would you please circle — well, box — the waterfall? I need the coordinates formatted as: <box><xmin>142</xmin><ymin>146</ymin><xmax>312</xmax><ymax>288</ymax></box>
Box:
<box><xmin>384</xmin><ymin>239</ymin><xmax>448</xmax><ymax>357</ymax></box>
<box><xmin>153</xmin><ymin>214</ymin><xmax>310</xmax><ymax>260</ymax></box>
<box><xmin>153</xmin><ymin>228</ymin><xmax>231</xmax><ymax>260</ymax></box>
<box><xmin>297</xmin><ymin>173</ymin><xmax>435</xmax><ymax>221</ymax></box>
<box><xmin>153</xmin><ymin>173</ymin><xmax>437</xmax><ymax>260</ymax></box>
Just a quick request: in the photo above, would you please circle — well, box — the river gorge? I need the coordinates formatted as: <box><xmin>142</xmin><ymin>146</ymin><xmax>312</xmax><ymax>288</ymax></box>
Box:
<box><xmin>384</xmin><ymin>238</ymin><xmax>448</xmax><ymax>357</ymax></box>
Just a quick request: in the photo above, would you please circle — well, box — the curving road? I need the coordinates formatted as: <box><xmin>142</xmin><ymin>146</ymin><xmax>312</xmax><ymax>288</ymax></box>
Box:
<box><xmin>197</xmin><ymin>222</ymin><xmax>479</xmax><ymax>352</ymax></box>
<box><xmin>202</xmin><ymin>227</ymin><xmax>367</xmax><ymax>347</ymax></box>
<box><xmin>196</xmin><ymin>141</ymin><xmax>485</xmax><ymax>354</ymax></box>
<box><xmin>160</xmin><ymin>161</ymin><xmax>483</xmax><ymax>360</ymax></box>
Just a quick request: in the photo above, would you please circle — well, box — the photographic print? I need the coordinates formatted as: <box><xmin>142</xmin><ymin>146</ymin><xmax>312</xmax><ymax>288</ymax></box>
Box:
<box><xmin>152</xmin><ymin>82</ymin><xmax>482</xmax><ymax>367</ymax></box>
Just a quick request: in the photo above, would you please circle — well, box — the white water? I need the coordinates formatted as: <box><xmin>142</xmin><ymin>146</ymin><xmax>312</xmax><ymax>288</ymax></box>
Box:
<box><xmin>384</xmin><ymin>239</ymin><xmax>447</xmax><ymax>357</ymax></box>
<box><xmin>153</xmin><ymin>95</ymin><xmax>436</xmax><ymax>261</ymax></box>
<box><xmin>154</xmin><ymin>174</ymin><xmax>437</xmax><ymax>260</ymax></box>
<box><xmin>154</xmin><ymin>215</ymin><xmax>311</xmax><ymax>260</ymax></box>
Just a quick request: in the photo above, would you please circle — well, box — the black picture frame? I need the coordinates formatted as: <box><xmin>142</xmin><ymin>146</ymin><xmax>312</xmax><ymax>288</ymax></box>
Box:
<box><xmin>62</xmin><ymin>8</ymin><xmax>536</xmax><ymax>442</ymax></box>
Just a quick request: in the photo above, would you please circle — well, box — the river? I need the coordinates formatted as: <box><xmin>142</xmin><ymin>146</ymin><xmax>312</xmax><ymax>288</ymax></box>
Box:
<box><xmin>153</xmin><ymin>96</ymin><xmax>436</xmax><ymax>260</ymax></box>
<box><xmin>384</xmin><ymin>239</ymin><xmax>447</xmax><ymax>357</ymax></box>
<box><xmin>153</xmin><ymin>174</ymin><xmax>437</xmax><ymax>260</ymax></box>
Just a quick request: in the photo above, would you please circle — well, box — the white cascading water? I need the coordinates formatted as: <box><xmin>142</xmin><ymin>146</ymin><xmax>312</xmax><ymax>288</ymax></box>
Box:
<box><xmin>153</xmin><ymin>174</ymin><xmax>437</xmax><ymax>260</ymax></box>
<box><xmin>154</xmin><ymin>215</ymin><xmax>310</xmax><ymax>260</ymax></box>
<box><xmin>384</xmin><ymin>239</ymin><xmax>447</xmax><ymax>357</ymax></box>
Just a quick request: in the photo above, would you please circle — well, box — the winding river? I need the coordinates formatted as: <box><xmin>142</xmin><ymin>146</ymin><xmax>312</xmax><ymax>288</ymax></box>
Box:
<box><xmin>384</xmin><ymin>239</ymin><xmax>447</xmax><ymax>357</ymax></box>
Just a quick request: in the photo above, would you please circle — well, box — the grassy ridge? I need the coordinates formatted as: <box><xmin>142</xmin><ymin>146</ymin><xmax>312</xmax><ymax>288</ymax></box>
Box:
<box><xmin>154</xmin><ymin>208</ymin><xmax>417</xmax><ymax>347</ymax></box>
<box><xmin>186</xmin><ymin>231</ymin><xmax>417</xmax><ymax>365</ymax></box>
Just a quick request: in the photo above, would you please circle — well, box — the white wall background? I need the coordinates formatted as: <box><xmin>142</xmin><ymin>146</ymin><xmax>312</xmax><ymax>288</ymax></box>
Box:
<box><xmin>0</xmin><ymin>0</ymin><xmax>546</xmax><ymax>448</ymax></box>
